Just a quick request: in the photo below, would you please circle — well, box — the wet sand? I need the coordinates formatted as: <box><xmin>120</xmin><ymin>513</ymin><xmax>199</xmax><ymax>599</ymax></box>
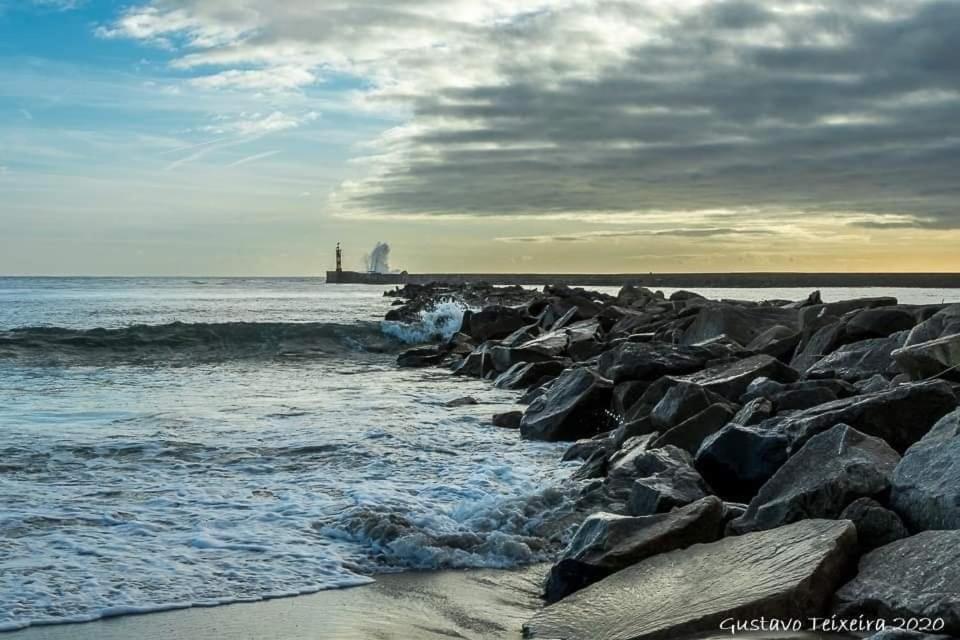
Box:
<box><xmin>8</xmin><ymin>566</ymin><xmax>549</xmax><ymax>640</ymax></box>
<box><xmin>7</xmin><ymin>563</ymin><xmax>860</xmax><ymax>640</ymax></box>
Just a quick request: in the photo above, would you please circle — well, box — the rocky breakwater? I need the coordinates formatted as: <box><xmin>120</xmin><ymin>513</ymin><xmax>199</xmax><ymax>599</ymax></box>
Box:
<box><xmin>392</xmin><ymin>283</ymin><xmax>960</xmax><ymax>639</ymax></box>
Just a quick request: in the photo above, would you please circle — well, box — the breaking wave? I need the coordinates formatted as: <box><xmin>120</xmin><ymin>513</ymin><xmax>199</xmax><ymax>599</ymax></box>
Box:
<box><xmin>380</xmin><ymin>298</ymin><xmax>470</xmax><ymax>344</ymax></box>
<box><xmin>0</xmin><ymin>321</ymin><xmax>403</xmax><ymax>364</ymax></box>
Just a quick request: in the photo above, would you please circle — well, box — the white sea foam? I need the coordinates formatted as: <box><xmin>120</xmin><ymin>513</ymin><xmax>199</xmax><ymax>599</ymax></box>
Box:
<box><xmin>380</xmin><ymin>297</ymin><xmax>471</xmax><ymax>344</ymax></box>
<box><xmin>0</xmin><ymin>299</ymin><xmax>573</xmax><ymax>630</ymax></box>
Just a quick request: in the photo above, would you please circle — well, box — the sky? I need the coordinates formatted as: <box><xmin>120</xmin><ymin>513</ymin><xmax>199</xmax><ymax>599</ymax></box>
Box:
<box><xmin>1</xmin><ymin>0</ymin><xmax>958</xmax><ymax>275</ymax></box>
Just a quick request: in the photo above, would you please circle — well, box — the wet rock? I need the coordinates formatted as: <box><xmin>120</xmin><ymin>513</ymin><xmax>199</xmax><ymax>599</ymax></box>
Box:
<box><xmin>806</xmin><ymin>332</ymin><xmax>907</xmax><ymax>382</ymax></box>
<box><xmin>890</xmin><ymin>408</ymin><xmax>960</xmax><ymax>531</ymax></box>
<box><xmin>616</xmin><ymin>284</ymin><xmax>659</xmax><ymax>308</ymax></box>
<box><xmin>840</xmin><ymin>497</ymin><xmax>909</xmax><ymax>550</ymax></box>
<box><xmin>452</xmin><ymin>344</ymin><xmax>496</xmax><ymax>378</ymax></box>
<box><xmin>729</xmin><ymin>424</ymin><xmax>900</xmax><ymax>534</ymax></box>
<box><xmin>669</xmin><ymin>290</ymin><xmax>704</xmax><ymax>302</ymax></box>
<box><xmin>771</xmin><ymin>386</ymin><xmax>838</xmax><ymax>411</ymax></box>
<box><xmin>651</xmin><ymin>403</ymin><xmax>736</xmax><ymax>455</ymax></box>
<box><xmin>628</xmin><ymin>464</ymin><xmax>710</xmax><ymax>516</ymax></box>
<box><xmin>696</xmin><ymin>421</ymin><xmax>790</xmax><ymax>501</ymax></box>
<box><xmin>741</xmin><ymin>377</ymin><xmax>856</xmax><ymax>403</ymax></box>
<box><xmin>675</xmin><ymin>354</ymin><xmax>800</xmax><ymax>400</ymax></box>
<box><xmin>611</xmin><ymin>381</ymin><xmax>648</xmax><ymax>421</ymax></box>
<box><xmin>834</xmin><ymin>530</ymin><xmax>960</xmax><ymax>635</ymax></box>
<box><xmin>893</xmin><ymin>333</ymin><xmax>960</xmax><ymax>381</ymax></box>
<box><xmin>562</xmin><ymin>438</ymin><xmax>608</xmax><ymax>462</ymax></box>
<box><xmin>520</xmin><ymin>368</ymin><xmax>614</xmax><ymax>441</ymax></box>
<box><xmin>845</xmin><ymin>307</ymin><xmax>918</xmax><ymax>340</ymax></box>
<box><xmin>493</xmin><ymin>360</ymin><xmax>567</xmax><ymax>390</ymax></box>
<box><xmin>397</xmin><ymin>345</ymin><xmax>449</xmax><ymax>367</ymax></box>
<box><xmin>525</xmin><ymin>519</ymin><xmax>857</xmax><ymax>640</ymax></box>
<box><xmin>445</xmin><ymin>396</ymin><xmax>479</xmax><ymax>407</ymax></box>
<box><xmin>492</xmin><ymin>411</ymin><xmax>522</xmax><ymax>428</ymax></box>
<box><xmin>792</xmin><ymin>321</ymin><xmax>847</xmax><ymax>372</ymax></box>
<box><xmin>544</xmin><ymin>497</ymin><xmax>724</xmax><ymax>603</ymax></box>
<box><xmin>648</xmin><ymin>381</ymin><xmax>724</xmax><ymax>430</ymax></box>
<box><xmin>620</xmin><ymin>377</ymin><xmax>677</xmax><ymax>423</ymax></box>
<box><xmin>467</xmin><ymin>305</ymin><xmax>529</xmax><ymax>342</ymax></box>
<box><xmin>745</xmin><ymin>325</ymin><xmax>801</xmax><ymax>360</ymax></box>
<box><xmin>856</xmin><ymin>373</ymin><xmax>893</xmax><ymax>394</ymax></box>
<box><xmin>598</xmin><ymin>342</ymin><xmax>711</xmax><ymax>384</ymax></box>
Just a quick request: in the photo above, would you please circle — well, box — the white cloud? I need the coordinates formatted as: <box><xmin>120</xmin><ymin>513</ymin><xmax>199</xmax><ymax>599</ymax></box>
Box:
<box><xmin>227</xmin><ymin>149</ymin><xmax>281</xmax><ymax>167</ymax></box>
<box><xmin>201</xmin><ymin>110</ymin><xmax>320</xmax><ymax>136</ymax></box>
<box><xmin>189</xmin><ymin>66</ymin><xmax>316</xmax><ymax>92</ymax></box>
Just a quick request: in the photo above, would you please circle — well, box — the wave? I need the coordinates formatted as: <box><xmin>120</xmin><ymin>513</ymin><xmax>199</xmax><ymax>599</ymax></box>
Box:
<box><xmin>380</xmin><ymin>298</ymin><xmax>469</xmax><ymax>344</ymax></box>
<box><xmin>0</xmin><ymin>321</ymin><xmax>405</xmax><ymax>365</ymax></box>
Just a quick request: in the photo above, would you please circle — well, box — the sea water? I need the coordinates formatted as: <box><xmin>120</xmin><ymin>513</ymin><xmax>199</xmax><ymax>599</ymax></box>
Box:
<box><xmin>1</xmin><ymin>278</ymin><xmax>957</xmax><ymax>630</ymax></box>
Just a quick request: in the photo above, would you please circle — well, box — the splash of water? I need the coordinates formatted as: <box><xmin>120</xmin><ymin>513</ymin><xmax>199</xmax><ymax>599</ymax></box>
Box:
<box><xmin>380</xmin><ymin>298</ymin><xmax>469</xmax><ymax>344</ymax></box>
<box><xmin>363</xmin><ymin>242</ymin><xmax>392</xmax><ymax>274</ymax></box>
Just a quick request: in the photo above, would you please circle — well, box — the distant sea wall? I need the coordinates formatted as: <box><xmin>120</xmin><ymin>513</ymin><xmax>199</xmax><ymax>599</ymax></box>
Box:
<box><xmin>327</xmin><ymin>271</ymin><xmax>960</xmax><ymax>288</ymax></box>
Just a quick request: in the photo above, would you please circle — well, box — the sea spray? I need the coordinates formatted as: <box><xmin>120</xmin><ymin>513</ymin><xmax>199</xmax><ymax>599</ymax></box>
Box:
<box><xmin>380</xmin><ymin>297</ymin><xmax>470</xmax><ymax>344</ymax></box>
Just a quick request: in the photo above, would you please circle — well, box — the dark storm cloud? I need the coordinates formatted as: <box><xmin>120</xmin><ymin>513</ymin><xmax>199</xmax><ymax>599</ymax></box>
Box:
<box><xmin>343</xmin><ymin>0</ymin><xmax>960</xmax><ymax>228</ymax></box>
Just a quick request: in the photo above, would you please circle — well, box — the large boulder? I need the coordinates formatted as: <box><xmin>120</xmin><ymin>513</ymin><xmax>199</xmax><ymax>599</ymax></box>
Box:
<box><xmin>806</xmin><ymin>332</ymin><xmax>907</xmax><ymax>382</ymax></box>
<box><xmin>520</xmin><ymin>367</ymin><xmax>613</xmax><ymax>441</ymax></box>
<box><xmin>903</xmin><ymin>303</ymin><xmax>960</xmax><ymax>346</ymax></box>
<box><xmin>680</xmin><ymin>303</ymin><xmax>799</xmax><ymax>348</ymax></box>
<box><xmin>834</xmin><ymin>531</ymin><xmax>960</xmax><ymax>635</ymax></box>
<box><xmin>650</xmin><ymin>403</ymin><xmax>736</xmax><ymax>455</ymax></box>
<box><xmin>648</xmin><ymin>381</ymin><xmax>726</xmax><ymax>431</ymax></box>
<box><xmin>729</xmin><ymin>424</ymin><xmax>900</xmax><ymax>534</ymax></box>
<box><xmin>598</xmin><ymin>342</ymin><xmax>711</xmax><ymax>384</ymax></box>
<box><xmin>845</xmin><ymin>307</ymin><xmax>918</xmax><ymax>340</ymax></box>
<box><xmin>628</xmin><ymin>448</ymin><xmax>711</xmax><ymax>516</ymax></box>
<box><xmin>544</xmin><ymin>497</ymin><xmax>724</xmax><ymax>603</ymax></box>
<box><xmin>466</xmin><ymin>305</ymin><xmax>529</xmax><ymax>341</ymax></box>
<box><xmin>525</xmin><ymin>519</ymin><xmax>857</xmax><ymax>640</ymax></box>
<box><xmin>674</xmin><ymin>354</ymin><xmax>800</xmax><ymax>400</ymax></box>
<box><xmin>697</xmin><ymin>381</ymin><xmax>956</xmax><ymax>500</ymax></box>
<box><xmin>890</xmin><ymin>408</ymin><xmax>960</xmax><ymax>531</ymax></box>
<box><xmin>696</xmin><ymin>421</ymin><xmax>791</xmax><ymax>501</ymax></box>
<box><xmin>840</xmin><ymin>497</ymin><xmax>909</xmax><ymax>551</ymax></box>
<box><xmin>893</xmin><ymin>333</ymin><xmax>960</xmax><ymax>382</ymax></box>
<box><xmin>493</xmin><ymin>360</ymin><xmax>567</xmax><ymax>390</ymax></box>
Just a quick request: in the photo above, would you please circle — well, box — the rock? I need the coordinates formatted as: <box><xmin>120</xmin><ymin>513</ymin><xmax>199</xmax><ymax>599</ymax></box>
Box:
<box><xmin>611</xmin><ymin>381</ymin><xmax>648</xmax><ymax>421</ymax></box>
<box><xmin>444</xmin><ymin>396</ymin><xmax>479</xmax><ymax>407</ymax></box>
<box><xmin>856</xmin><ymin>373</ymin><xmax>893</xmax><ymax>394</ymax></box>
<box><xmin>620</xmin><ymin>377</ymin><xmax>678</xmax><ymax>423</ymax></box>
<box><xmin>452</xmin><ymin>344</ymin><xmax>496</xmax><ymax>378</ymax></box>
<box><xmin>598</xmin><ymin>342</ymin><xmax>712</xmax><ymax>384</ymax></box>
<box><xmin>745</xmin><ymin>325</ymin><xmax>801</xmax><ymax>360</ymax></box>
<box><xmin>903</xmin><ymin>303</ymin><xmax>960</xmax><ymax>346</ymax></box>
<box><xmin>834</xmin><ymin>530</ymin><xmax>960</xmax><ymax>635</ymax></box>
<box><xmin>466</xmin><ymin>305</ymin><xmax>529</xmax><ymax>342</ymax></box>
<box><xmin>893</xmin><ymin>333</ymin><xmax>960</xmax><ymax>381</ymax></box>
<box><xmin>525</xmin><ymin>519</ymin><xmax>857</xmax><ymax>640</ymax></box>
<box><xmin>729</xmin><ymin>424</ymin><xmax>900</xmax><ymax>534</ymax></box>
<box><xmin>845</xmin><ymin>307</ymin><xmax>918</xmax><ymax>340</ymax></box>
<box><xmin>544</xmin><ymin>497</ymin><xmax>724</xmax><ymax>603</ymax></box>
<box><xmin>771</xmin><ymin>386</ymin><xmax>838</xmax><ymax>411</ymax></box>
<box><xmin>520</xmin><ymin>367</ymin><xmax>614</xmax><ymax>441</ymax></box>
<box><xmin>396</xmin><ymin>345</ymin><xmax>449</xmax><ymax>367</ymax></box>
<box><xmin>698</xmin><ymin>381</ymin><xmax>956</xmax><ymax>500</ymax></box>
<box><xmin>806</xmin><ymin>332</ymin><xmax>907</xmax><ymax>382</ymax></box>
<box><xmin>616</xmin><ymin>284</ymin><xmax>658</xmax><ymax>308</ymax></box>
<box><xmin>669</xmin><ymin>290</ymin><xmax>704</xmax><ymax>302</ymax></box>
<box><xmin>890</xmin><ymin>408</ymin><xmax>960</xmax><ymax>531</ymax></box>
<box><xmin>771</xmin><ymin>380</ymin><xmax>957</xmax><ymax>454</ymax></box>
<box><xmin>493</xmin><ymin>360</ymin><xmax>567</xmax><ymax>390</ymax></box>
<box><xmin>650</xmin><ymin>403</ymin><xmax>736</xmax><ymax>455</ymax></box>
<box><xmin>571</xmin><ymin>447</ymin><xmax>609</xmax><ymax>481</ymax></box>
<box><xmin>628</xmin><ymin>465</ymin><xmax>709</xmax><ymax>516</ymax></box>
<box><xmin>731</xmin><ymin>397</ymin><xmax>774</xmax><ymax>425</ymax></box>
<box><xmin>792</xmin><ymin>321</ymin><xmax>847</xmax><ymax>372</ymax></box>
<box><xmin>675</xmin><ymin>354</ymin><xmax>800</xmax><ymax>400</ymax></box>
<box><xmin>840</xmin><ymin>497</ymin><xmax>909</xmax><ymax>550</ymax></box>
<box><xmin>681</xmin><ymin>303</ymin><xmax>799</xmax><ymax>349</ymax></box>
<box><xmin>696</xmin><ymin>421</ymin><xmax>790</xmax><ymax>501</ymax></box>
<box><xmin>492</xmin><ymin>411</ymin><xmax>522</xmax><ymax>428</ymax></box>
<box><xmin>562</xmin><ymin>438</ymin><xmax>608</xmax><ymax>462</ymax></box>
<box><xmin>741</xmin><ymin>377</ymin><xmax>856</xmax><ymax>403</ymax></box>
<box><xmin>605</xmin><ymin>433</ymin><xmax>664</xmax><ymax>481</ymax></box>
<box><xmin>648</xmin><ymin>381</ymin><xmax>723</xmax><ymax>431</ymax></box>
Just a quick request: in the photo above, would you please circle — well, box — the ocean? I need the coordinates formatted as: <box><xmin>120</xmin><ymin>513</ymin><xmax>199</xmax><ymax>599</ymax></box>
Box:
<box><xmin>1</xmin><ymin>278</ymin><xmax>958</xmax><ymax>631</ymax></box>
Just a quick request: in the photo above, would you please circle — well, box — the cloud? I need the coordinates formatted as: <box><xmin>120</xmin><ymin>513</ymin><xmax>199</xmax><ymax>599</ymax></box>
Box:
<box><xmin>497</xmin><ymin>226</ymin><xmax>782</xmax><ymax>243</ymax></box>
<box><xmin>100</xmin><ymin>0</ymin><xmax>960</xmax><ymax>229</ymax></box>
<box><xmin>201</xmin><ymin>110</ymin><xmax>320</xmax><ymax>136</ymax></box>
